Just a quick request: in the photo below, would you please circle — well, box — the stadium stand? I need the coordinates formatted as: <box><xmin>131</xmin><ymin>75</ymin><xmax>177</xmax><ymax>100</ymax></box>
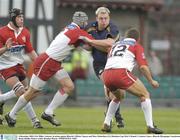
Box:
<box><xmin>75</xmin><ymin>76</ymin><xmax>180</xmax><ymax>99</ymax></box>
<box><xmin>1</xmin><ymin>76</ymin><xmax>180</xmax><ymax>99</ymax></box>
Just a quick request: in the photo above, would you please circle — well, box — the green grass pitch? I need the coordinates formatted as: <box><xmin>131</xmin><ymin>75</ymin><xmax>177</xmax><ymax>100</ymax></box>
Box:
<box><xmin>0</xmin><ymin>106</ymin><xmax>179</xmax><ymax>134</ymax></box>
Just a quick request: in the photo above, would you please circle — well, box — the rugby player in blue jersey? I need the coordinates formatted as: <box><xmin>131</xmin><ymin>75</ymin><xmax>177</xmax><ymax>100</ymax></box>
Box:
<box><xmin>85</xmin><ymin>7</ymin><xmax>125</xmax><ymax>130</ymax></box>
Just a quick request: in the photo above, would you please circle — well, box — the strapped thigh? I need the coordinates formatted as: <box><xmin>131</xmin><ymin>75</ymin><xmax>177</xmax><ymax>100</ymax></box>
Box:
<box><xmin>12</xmin><ymin>81</ymin><xmax>24</xmax><ymax>93</ymax></box>
<box><xmin>53</xmin><ymin>69</ymin><xmax>70</xmax><ymax>81</ymax></box>
<box><xmin>30</xmin><ymin>74</ymin><xmax>46</xmax><ymax>90</ymax></box>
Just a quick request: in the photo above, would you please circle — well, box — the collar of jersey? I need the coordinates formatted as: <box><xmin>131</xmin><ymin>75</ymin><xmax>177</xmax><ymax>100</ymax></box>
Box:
<box><xmin>71</xmin><ymin>22</ymin><xmax>80</xmax><ymax>29</ymax></box>
<box><xmin>120</xmin><ymin>38</ymin><xmax>136</xmax><ymax>46</ymax></box>
<box><xmin>7</xmin><ymin>23</ymin><xmax>23</xmax><ymax>32</ymax></box>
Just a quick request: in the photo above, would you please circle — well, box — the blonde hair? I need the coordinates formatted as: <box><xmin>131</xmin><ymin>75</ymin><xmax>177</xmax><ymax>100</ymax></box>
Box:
<box><xmin>95</xmin><ymin>7</ymin><xmax>110</xmax><ymax>15</ymax></box>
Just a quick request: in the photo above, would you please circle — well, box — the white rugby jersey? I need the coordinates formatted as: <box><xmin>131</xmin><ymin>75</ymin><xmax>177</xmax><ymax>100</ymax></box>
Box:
<box><xmin>46</xmin><ymin>22</ymin><xmax>93</xmax><ymax>62</ymax></box>
<box><xmin>105</xmin><ymin>38</ymin><xmax>147</xmax><ymax>72</ymax></box>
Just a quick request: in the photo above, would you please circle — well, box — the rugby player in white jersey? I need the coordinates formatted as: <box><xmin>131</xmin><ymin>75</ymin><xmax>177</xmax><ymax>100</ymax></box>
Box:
<box><xmin>5</xmin><ymin>11</ymin><xmax>95</xmax><ymax>127</ymax></box>
<box><xmin>101</xmin><ymin>28</ymin><xmax>163</xmax><ymax>134</ymax></box>
<box><xmin>80</xmin><ymin>28</ymin><xmax>164</xmax><ymax>134</ymax></box>
<box><xmin>0</xmin><ymin>8</ymin><xmax>42</xmax><ymax>128</ymax></box>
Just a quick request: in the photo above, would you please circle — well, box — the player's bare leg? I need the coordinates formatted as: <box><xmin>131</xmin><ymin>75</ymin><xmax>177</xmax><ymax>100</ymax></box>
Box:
<box><xmin>127</xmin><ymin>78</ymin><xmax>163</xmax><ymax>134</ymax></box>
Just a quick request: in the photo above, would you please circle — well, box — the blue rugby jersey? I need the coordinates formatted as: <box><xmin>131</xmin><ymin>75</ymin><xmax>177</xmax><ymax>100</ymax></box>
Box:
<box><xmin>85</xmin><ymin>21</ymin><xmax>119</xmax><ymax>65</ymax></box>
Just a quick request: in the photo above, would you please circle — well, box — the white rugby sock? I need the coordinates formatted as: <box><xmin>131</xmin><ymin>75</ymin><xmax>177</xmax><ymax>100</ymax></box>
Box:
<box><xmin>104</xmin><ymin>100</ymin><xmax>120</xmax><ymax>126</ymax></box>
<box><xmin>9</xmin><ymin>95</ymin><xmax>28</xmax><ymax>120</ymax></box>
<box><xmin>23</xmin><ymin>102</ymin><xmax>39</xmax><ymax>123</ymax></box>
<box><xmin>141</xmin><ymin>98</ymin><xmax>154</xmax><ymax>128</ymax></box>
<box><xmin>45</xmin><ymin>88</ymin><xmax>68</xmax><ymax>115</ymax></box>
<box><xmin>0</xmin><ymin>90</ymin><xmax>17</xmax><ymax>103</ymax></box>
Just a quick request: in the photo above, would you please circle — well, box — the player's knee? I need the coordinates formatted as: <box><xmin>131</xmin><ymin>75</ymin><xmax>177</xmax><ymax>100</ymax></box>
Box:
<box><xmin>64</xmin><ymin>83</ymin><xmax>74</xmax><ymax>95</ymax></box>
<box><xmin>119</xmin><ymin>93</ymin><xmax>125</xmax><ymax>101</ymax></box>
<box><xmin>119</xmin><ymin>90</ymin><xmax>125</xmax><ymax>101</ymax></box>
<box><xmin>113</xmin><ymin>98</ymin><xmax>120</xmax><ymax>103</ymax></box>
<box><xmin>113</xmin><ymin>94</ymin><xmax>124</xmax><ymax>101</ymax></box>
<box><xmin>139</xmin><ymin>92</ymin><xmax>149</xmax><ymax>102</ymax></box>
<box><xmin>24</xmin><ymin>87</ymin><xmax>39</xmax><ymax>101</ymax></box>
<box><xmin>12</xmin><ymin>81</ymin><xmax>26</xmax><ymax>97</ymax></box>
<box><xmin>140</xmin><ymin>96</ymin><xmax>146</xmax><ymax>102</ymax></box>
<box><xmin>24</xmin><ymin>86</ymin><xmax>28</xmax><ymax>91</ymax></box>
<box><xmin>111</xmin><ymin>89</ymin><xmax>124</xmax><ymax>101</ymax></box>
<box><xmin>68</xmin><ymin>83</ymin><xmax>75</xmax><ymax>94</ymax></box>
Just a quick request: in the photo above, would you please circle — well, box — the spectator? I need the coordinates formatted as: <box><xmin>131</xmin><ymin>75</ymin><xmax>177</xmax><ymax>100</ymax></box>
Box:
<box><xmin>148</xmin><ymin>50</ymin><xmax>163</xmax><ymax>76</ymax></box>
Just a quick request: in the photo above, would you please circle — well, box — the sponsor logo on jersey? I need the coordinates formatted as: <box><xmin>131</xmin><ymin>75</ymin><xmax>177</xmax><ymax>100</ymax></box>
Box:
<box><xmin>8</xmin><ymin>45</ymin><xmax>25</xmax><ymax>53</ymax></box>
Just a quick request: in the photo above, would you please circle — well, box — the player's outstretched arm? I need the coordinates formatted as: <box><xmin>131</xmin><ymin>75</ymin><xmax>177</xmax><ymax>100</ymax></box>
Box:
<box><xmin>79</xmin><ymin>36</ymin><xmax>114</xmax><ymax>52</ymax></box>
<box><xmin>139</xmin><ymin>65</ymin><xmax>159</xmax><ymax>88</ymax></box>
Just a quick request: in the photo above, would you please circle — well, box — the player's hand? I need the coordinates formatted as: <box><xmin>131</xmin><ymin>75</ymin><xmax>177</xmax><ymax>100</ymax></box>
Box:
<box><xmin>79</xmin><ymin>36</ymin><xmax>92</xmax><ymax>43</ymax></box>
<box><xmin>150</xmin><ymin>80</ymin><xmax>159</xmax><ymax>88</ymax></box>
<box><xmin>5</xmin><ymin>38</ymin><xmax>13</xmax><ymax>49</ymax></box>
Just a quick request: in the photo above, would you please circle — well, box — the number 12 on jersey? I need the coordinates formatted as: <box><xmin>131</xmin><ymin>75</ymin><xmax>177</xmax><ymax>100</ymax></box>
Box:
<box><xmin>109</xmin><ymin>44</ymin><xmax>127</xmax><ymax>57</ymax></box>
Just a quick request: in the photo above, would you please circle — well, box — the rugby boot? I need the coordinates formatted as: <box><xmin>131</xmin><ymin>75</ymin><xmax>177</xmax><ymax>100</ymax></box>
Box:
<box><xmin>0</xmin><ymin>102</ymin><xmax>4</xmax><ymax>125</ymax></box>
<box><xmin>147</xmin><ymin>126</ymin><xmax>164</xmax><ymax>134</ymax></box>
<box><xmin>0</xmin><ymin>116</ymin><xmax>3</xmax><ymax>125</ymax></box>
<box><xmin>101</xmin><ymin>123</ymin><xmax>111</xmax><ymax>132</ymax></box>
<box><xmin>0</xmin><ymin>102</ymin><xmax>4</xmax><ymax>115</ymax></box>
<box><xmin>33</xmin><ymin>121</ymin><xmax>43</xmax><ymax>128</ymax></box>
<box><xmin>41</xmin><ymin>112</ymin><xmax>61</xmax><ymax>126</ymax></box>
<box><xmin>5</xmin><ymin>113</ymin><xmax>16</xmax><ymax>127</ymax></box>
<box><xmin>115</xmin><ymin>113</ymin><xmax>125</xmax><ymax>128</ymax></box>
